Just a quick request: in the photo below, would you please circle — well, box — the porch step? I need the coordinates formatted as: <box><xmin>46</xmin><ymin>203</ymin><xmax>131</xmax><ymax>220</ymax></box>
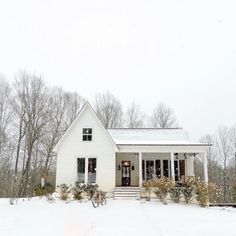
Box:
<box><xmin>113</xmin><ymin>187</ymin><xmax>141</xmax><ymax>200</ymax></box>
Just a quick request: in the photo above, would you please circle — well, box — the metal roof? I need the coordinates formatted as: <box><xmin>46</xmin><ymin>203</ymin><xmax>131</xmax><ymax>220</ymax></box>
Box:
<box><xmin>107</xmin><ymin>128</ymin><xmax>210</xmax><ymax>146</ymax></box>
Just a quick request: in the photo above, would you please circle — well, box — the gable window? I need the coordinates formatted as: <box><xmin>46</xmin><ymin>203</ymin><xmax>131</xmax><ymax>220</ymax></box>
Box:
<box><xmin>82</xmin><ymin>128</ymin><xmax>92</xmax><ymax>141</ymax></box>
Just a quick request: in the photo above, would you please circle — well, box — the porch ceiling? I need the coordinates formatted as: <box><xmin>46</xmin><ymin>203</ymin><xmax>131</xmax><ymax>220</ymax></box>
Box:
<box><xmin>116</xmin><ymin>144</ymin><xmax>209</xmax><ymax>153</ymax></box>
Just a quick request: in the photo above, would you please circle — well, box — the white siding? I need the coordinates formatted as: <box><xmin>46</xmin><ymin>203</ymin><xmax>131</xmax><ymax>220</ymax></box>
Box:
<box><xmin>56</xmin><ymin>105</ymin><xmax>116</xmax><ymax>193</ymax></box>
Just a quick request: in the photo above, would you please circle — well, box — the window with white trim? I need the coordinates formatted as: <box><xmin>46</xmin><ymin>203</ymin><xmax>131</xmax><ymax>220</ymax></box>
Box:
<box><xmin>88</xmin><ymin>158</ymin><xmax>96</xmax><ymax>183</ymax></box>
<box><xmin>77</xmin><ymin>158</ymin><xmax>85</xmax><ymax>183</ymax></box>
<box><xmin>77</xmin><ymin>157</ymin><xmax>97</xmax><ymax>183</ymax></box>
<box><xmin>82</xmin><ymin>128</ymin><xmax>92</xmax><ymax>141</ymax></box>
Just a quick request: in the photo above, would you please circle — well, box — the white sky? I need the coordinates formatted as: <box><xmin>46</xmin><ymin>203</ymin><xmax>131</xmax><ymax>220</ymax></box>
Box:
<box><xmin>1</xmin><ymin>0</ymin><xmax>236</xmax><ymax>141</ymax></box>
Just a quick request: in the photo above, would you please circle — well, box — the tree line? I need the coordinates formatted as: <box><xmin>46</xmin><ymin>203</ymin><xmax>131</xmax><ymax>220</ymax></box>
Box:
<box><xmin>0</xmin><ymin>71</ymin><xmax>235</xmax><ymax>202</ymax></box>
<box><xmin>195</xmin><ymin>127</ymin><xmax>236</xmax><ymax>202</ymax></box>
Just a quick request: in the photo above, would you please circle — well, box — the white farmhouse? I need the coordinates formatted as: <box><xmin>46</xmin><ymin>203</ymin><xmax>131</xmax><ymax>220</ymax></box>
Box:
<box><xmin>53</xmin><ymin>102</ymin><xmax>210</xmax><ymax>198</ymax></box>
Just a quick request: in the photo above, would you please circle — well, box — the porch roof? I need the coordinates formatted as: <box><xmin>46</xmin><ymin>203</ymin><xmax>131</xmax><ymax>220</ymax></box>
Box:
<box><xmin>107</xmin><ymin>128</ymin><xmax>211</xmax><ymax>146</ymax></box>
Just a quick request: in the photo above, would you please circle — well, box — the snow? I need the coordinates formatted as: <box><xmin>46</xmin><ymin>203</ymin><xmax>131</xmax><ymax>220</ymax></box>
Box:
<box><xmin>0</xmin><ymin>198</ymin><xmax>236</xmax><ymax>236</ymax></box>
<box><xmin>107</xmin><ymin>128</ymin><xmax>209</xmax><ymax>146</ymax></box>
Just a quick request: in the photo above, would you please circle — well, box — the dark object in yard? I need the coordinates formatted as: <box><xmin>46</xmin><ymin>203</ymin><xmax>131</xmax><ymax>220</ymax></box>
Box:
<box><xmin>209</xmin><ymin>203</ymin><xmax>236</xmax><ymax>208</ymax></box>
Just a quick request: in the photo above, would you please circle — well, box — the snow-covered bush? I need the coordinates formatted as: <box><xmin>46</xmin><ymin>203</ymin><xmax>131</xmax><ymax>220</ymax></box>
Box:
<box><xmin>195</xmin><ymin>180</ymin><xmax>208</xmax><ymax>207</ymax></box>
<box><xmin>34</xmin><ymin>183</ymin><xmax>54</xmax><ymax>196</ymax></box>
<box><xmin>230</xmin><ymin>183</ymin><xmax>236</xmax><ymax>203</ymax></box>
<box><xmin>72</xmin><ymin>182</ymin><xmax>85</xmax><ymax>200</ymax></box>
<box><xmin>182</xmin><ymin>186</ymin><xmax>195</xmax><ymax>204</ymax></box>
<box><xmin>59</xmin><ymin>184</ymin><xmax>70</xmax><ymax>200</ymax></box>
<box><xmin>152</xmin><ymin>178</ymin><xmax>174</xmax><ymax>204</ymax></box>
<box><xmin>71</xmin><ymin>182</ymin><xmax>99</xmax><ymax>200</ymax></box>
<box><xmin>181</xmin><ymin>178</ymin><xmax>195</xmax><ymax>204</ymax></box>
<box><xmin>83</xmin><ymin>183</ymin><xmax>98</xmax><ymax>200</ymax></box>
<box><xmin>142</xmin><ymin>180</ymin><xmax>152</xmax><ymax>200</ymax></box>
<box><xmin>170</xmin><ymin>187</ymin><xmax>182</xmax><ymax>203</ymax></box>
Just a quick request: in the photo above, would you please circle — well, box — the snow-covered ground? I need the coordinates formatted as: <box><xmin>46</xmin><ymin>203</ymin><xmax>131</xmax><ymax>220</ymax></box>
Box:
<box><xmin>0</xmin><ymin>198</ymin><xmax>236</xmax><ymax>236</ymax></box>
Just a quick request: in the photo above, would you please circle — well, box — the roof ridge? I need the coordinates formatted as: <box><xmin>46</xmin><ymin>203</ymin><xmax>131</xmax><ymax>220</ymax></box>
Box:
<box><xmin>106</xmin><ymin>127</ymin><xmax>183</xmax><ymax>130</ymax></box>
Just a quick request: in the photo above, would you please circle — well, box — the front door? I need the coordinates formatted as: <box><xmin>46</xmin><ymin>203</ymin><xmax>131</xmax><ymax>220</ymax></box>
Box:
<box><xmin>122</xmin><ymin>161</ymin><xmax>131</xmax><ymax>186</ymax></box>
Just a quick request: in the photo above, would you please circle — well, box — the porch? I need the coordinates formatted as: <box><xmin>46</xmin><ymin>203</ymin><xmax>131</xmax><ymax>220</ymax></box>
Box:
<box><xmin>115</xmin><ymin>152</ymin><xmax>208</xmax><ymax>187</ymax></box>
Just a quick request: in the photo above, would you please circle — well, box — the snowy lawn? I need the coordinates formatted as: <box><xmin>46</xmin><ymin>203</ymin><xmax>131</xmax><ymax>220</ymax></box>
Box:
<box><xmin>0</xmin><ymin>198</ymin><xmax>236</xmax><ymax>236</ymax></box>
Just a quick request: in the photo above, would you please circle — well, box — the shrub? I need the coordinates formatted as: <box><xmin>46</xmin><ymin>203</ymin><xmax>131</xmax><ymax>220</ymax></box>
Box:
<box><xmin>153</xmin><ymin>178</ymin><xmax>174</xmax><ymax>204</ymax></box>
<box><xmin>195</xmin><ymin>180</ymin><xmax>208</xmax><ymax>207</ymax></box>
<box><xmin>182</xmin><ymin>186</ymin><xmax>195</xmax><ymax>204</ymax></box>
<box><xmin>72</xmin><ymin>182</ymin><xmax>85</xmax><ymax>200</ymax></box>
<box><xmin>83</xmin><ymin>183</ymin><xmax>98</xmax><ymax>200</ymax></box>
<box><xmin>59</xmin><ymin>184</ymin><xmax>70</xmax><ymax>200</ymax></box>
<box><xmin>231</xmin><ymin>183</ymin><xmax>236</xmax><ymax>203</ymax></box>
<box><xmin>34</xmin><ymin>185</ymin><xmax>45</xmax><ymax>196</ymax></box>
<box><xmin>143</xmin><ymin>180</ymin><xmax>152</xmax><ymax>200</ymax></box>
<box><xmin>170</xmin><ymin>187</ymin><xmax>182</xmax><ymax>203</ymax></box>
<box><xmin>34</xmin><ymin>183</ymin><xmax>54</xmax><ymax>196</ymax></box>
<box><xmin>71</xmin><ymin>182</ymin><xmax>99</xmax><ymax>200</ymax></box>
<box><xmin>181</xmin><ymin>178</ymin><xmax>196</xmax><ymax>204</ymax></box>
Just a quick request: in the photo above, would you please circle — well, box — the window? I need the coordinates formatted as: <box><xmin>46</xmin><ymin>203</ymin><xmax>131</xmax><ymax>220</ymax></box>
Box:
<box><xmin>88</xmin><ymin>158</ymin><xmax>96</xmax><ymax>183</ymax></box>
<box><xmin>174</xmin><ymin>160</ymin><xmax>178</xmax><ymax>181</ymax></box>
<box><xmin>82</xmin><ymin>128</ymin><xmax>92</xmax><ymax>141</ymax></box>
<box><xmin>146</xmin><ymin>160</ymin><xmax>154</xmax><ymax>180</ymax></box>
<box><xmin>77</xmin><ymin>158</ymin><xmax>85</xmax><ymax>182</ymax></box>
<box><xmin>179</xmin><ymin>160</ymin><xmax>185</xmax><ymax>177</ymax></box>
<box><xmin>142</xmin><ymin>160</ymin><xmax>145</xmax><ymax>180</ymax></box>
<box><xmin>163</xmin><ymin>160</ymin><xmax>169</xmax><ymax>178</ymax></box>
<box><xmin>77</xmin><ymin>158</ymin><xmax>97</xmax><ymax>183</ymax></box>
<box><xmin>155</xmin><ymin>160</ymin><xmax>161</xmax><ymax>178</ymax></box>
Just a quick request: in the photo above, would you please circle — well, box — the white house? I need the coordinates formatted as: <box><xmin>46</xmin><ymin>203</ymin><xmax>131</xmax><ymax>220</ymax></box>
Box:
<box><xmin>53</xmin><ymin>102</ymin><xmax>211</xmax><ymax>197</ymax></box>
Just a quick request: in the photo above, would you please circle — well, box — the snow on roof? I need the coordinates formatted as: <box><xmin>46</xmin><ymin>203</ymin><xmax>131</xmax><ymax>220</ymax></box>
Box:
<box><xmin>107</xmin><ymin>128</ymin><xmax>209</xmax><ymax>146</ymax></box>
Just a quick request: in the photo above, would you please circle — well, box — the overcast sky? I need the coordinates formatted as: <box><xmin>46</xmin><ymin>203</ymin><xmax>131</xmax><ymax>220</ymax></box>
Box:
<box><xmin>0</xmin><ymin>0</ymin><xmax>236</xmax><ymax>141</ymax></box>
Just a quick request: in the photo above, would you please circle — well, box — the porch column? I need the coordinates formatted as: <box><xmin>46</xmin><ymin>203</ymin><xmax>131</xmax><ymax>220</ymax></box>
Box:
<box><xmin>139</xmin><ymin>152</ymin><xmax>142</xmax><ymax>187</ymax></box>
<box><xmin>170</xmin><ymin>152</ymin><xmax>175</xmax><ymax>182</ymax></box>
<box><xmin>203</xmin><ymin>152</ymin><xmax>208</xmax><ymax>183</ymax></box>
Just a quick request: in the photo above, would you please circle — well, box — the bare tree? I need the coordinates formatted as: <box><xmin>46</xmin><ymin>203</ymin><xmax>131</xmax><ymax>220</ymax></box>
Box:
<box><xmin>63</xmin><ymin>91</ymin><xmax>86</xmax><ymax>128</ymax></box>
<box><xmin>41</xmin><ymin>88</ymin><xmax>85</xmax><ymax>178</ymax></box>
<box><xmin>230</xmin><ymin>126</ymin><xmax>236</xmax><ymax>178</ymax></box>
<box><xmin>0</xmin><ymin>77</ymin><xmax>12</xmax><ymax>160</ymax></box>
<box><xmin>94</xmin><ymin>91</ymin><xmax>123</xmax><ymax>128</ymax></box>
<box><xmin>40</xmin><ymin>88</ymin><xmax>66</xmax><ymax>178</ymax></box>
<box><xmin>195</xmin><ymin>135</ymin><xmax>222</xmax><ymax>185</ymax></box>
<box><xmin>8</xmin><ymin>89</ymin><xmax>27</xmax><ymax>202</ymax></box>
<box><xmin>0</xmin><ymin>76</ymin><xmax>14</xmax><ymax>197</ymax></box>
<box><xmin>13</xmin><ymin>72</ymin><xmax>49</xmax><ymax>196</ymax></box>
<box><xmin>215</xmin><ymin>126</ymin><xmax>233</xmax><ymax>202</ymax></box>
<box><xmin>0</xmin><ymin>72</ymin><xmax>87</xmax><ymax>199</ymax></box>
<box><xmin>150</xmin><ymin>102</ymin><xmax>177</xmax><ymax>128</ymax></box>
<box><xmin>125</xmin><ymin>102</ymin><xmax>145</xmax><ymax>128</ymax></box>
<box><xmin>229</xmin><ymin>126</ymin><xmax>236</xmax><ymax>201</ymax></box>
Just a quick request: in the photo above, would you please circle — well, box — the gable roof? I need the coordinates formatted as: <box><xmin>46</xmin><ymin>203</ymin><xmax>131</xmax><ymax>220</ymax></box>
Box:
<box><xmin>53</xmin><ymin>102</ymin><xmax>211</xmax><ymax>152</ymax></box>
<box><xmin>107</xmin><ymin>128</ymin><xmax>211</xmax><ymax>146</ymax></box>
<box><xmin>53</xmin><ymin>102</ymin><xmax>118</xmax><ymax>152</ymax></box>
